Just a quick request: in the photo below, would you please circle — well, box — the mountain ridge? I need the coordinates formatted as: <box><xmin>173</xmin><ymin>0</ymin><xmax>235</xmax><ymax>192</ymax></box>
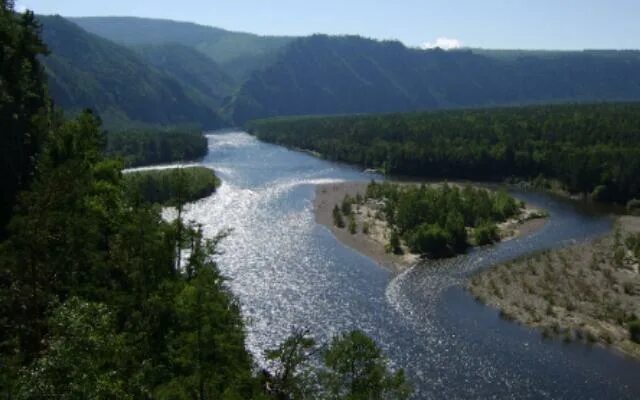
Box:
<box><xmin>70</xmin><ymin>16</ymin><xmax>295</xmax><ymax>81</ymax></box>
<box><xmin>39</xmin><ymin>15</ymin><xmax>225</xmax><ymax>129</ymax></box>
<box><xmin>227</xmin><ymin>34</ymin><xmax>640</xmax><ymax>123</ymax></box>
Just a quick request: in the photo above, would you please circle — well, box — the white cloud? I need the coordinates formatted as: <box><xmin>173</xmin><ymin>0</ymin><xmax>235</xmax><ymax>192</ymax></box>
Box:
<box><xmin>421</xmin><ymin>37</ymin><xmax>463</xmax><ymax>50</ymax></box>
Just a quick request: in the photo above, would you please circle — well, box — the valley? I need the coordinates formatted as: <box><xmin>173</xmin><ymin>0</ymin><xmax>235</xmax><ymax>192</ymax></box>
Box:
<box><xmin>3</xmin><ymin>2</ymin><xmax>640</xmax><ymax>398</ymax></box>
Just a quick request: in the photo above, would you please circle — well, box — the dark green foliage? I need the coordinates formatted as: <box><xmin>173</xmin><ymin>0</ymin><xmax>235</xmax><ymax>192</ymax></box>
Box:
<box><xmin>123</xmin><ymin>167</ymin><xmax>220</xmax><ymax>205</ymax></box>
<box><xmin>231</xmin><ymin>35</ymin><xmax>640</xmax><ymax>123</ymax></box>
<box><xmin>0</xmin><ymin>112</ymin><xmax>261</xmax><ymax>399</ymax></box>
<box><xmin>249</xmin><ymin>103</ymin><xmax>640</xmax><ymax>203</ymax></box>
<box><xmin>264</xmin><ymin>329</ymin><xmax>411</xmax><ymax>400</ymax></box>
<box><xmin>104</xmin><ymin>127</ymin><xmax>208</xmax><ymax>167</ymax></box>
<box><xmin>134</xmin><ymin>43</ymin><xmax>236</xmax><ymax>107</ymax></box>
<box><xmin>156</xmin><ymin>227</ymin><xmax>256</xmax><ymax>399</ymax></box>
<box><xmin>348</xmin><ymin>214</ymin><xmax>357</xmax><ymax>235</ymax></box>
<box><xmin>333</xmin><ymin>204</ymin><xmax>345</xmax><ymax>228</ymax></box>
<box><xmin>366</xmin><ymin>182</ymin><xmax>519</xmax><ymax>257</ymax></box>
<box><xmin>70</xmin><ymin>16</ymin><xmax>294</xmax><ymax>82</ymax></box>
<box><xmin>38</xmin><ymin>15</ymin><xmax>223</xmax><ymax>128</ymax></box>
<box><xmin>320</xmin><ymin>330</ymin><xmax>411</xmax><ymax>400</ymax></box>
<box><xmin>0</xmin><ymin>2</ymin><xmax>51</xmax><ymax>236</ymax></box>
<box><xmin>630</xmin><ymin>320</ymin><xmax>640</xmax><ymax>344</ymax></box>
<box><xmin>264</xmin><ymin>328</ymin><xmax>317</xmax><ymax>399</ymax></box>
<box><xmin>407</xmin><ymin>224</ymin><xmax>451</xmax><ymax>258</ymax></box>
<box><xmin>16</xmin><ymin>298</ymin><xmax>130</xmax><ymax>399</ymax></box>
<box><xmin>473</xmin><ymin>222</ymin><xmax>500</xmax><ymax>246</ymax></box>
<box><xmin>341</xmin><ymin>195</ymin><xmax>353</xmax><ymax>215</ymax></box>
<box><xmin>627</xmin><ymin>199</ymin><xmax>640</xmax><ymax>216</ymax></box>
<box><xmin>387</xmin><ymin>230</ymin><xmax>403</xmax><ymax>255</ymax></box>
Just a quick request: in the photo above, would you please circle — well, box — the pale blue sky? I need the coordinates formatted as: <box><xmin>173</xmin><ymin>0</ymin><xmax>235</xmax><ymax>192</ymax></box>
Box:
<box><xmin>19</xmin><ymin>0</ymin><xmax>640</xmax><ymax>50</ymax></box>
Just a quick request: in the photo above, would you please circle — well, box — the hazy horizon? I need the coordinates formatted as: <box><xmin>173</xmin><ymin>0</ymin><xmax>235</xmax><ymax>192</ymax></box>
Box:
<box><xmin>20</xmin><ymin>0</ymin><xmax>640</xmax><ymax>51</ymax></box>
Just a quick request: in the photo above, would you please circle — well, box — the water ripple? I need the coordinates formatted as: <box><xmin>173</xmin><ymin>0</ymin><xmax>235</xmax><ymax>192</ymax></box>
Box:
<box><xmin>175</xmin><ymin>132</ymin><xmax>639</xmax><ymax>399</ymax></box>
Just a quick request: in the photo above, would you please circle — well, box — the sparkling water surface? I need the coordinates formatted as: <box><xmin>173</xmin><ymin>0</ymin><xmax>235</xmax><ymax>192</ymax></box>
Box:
<box><xmin>178</xmin><ymin>132</ymin><xmax>639</xmax><ymax>399</ymax></box>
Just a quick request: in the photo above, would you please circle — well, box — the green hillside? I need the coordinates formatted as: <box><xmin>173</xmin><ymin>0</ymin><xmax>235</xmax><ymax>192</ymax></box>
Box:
<box><xmin>230</xmin><ymin>35</ymin><xmax>640</xmax><ymax>123</ymax></box>
<box><xmin>39</xmin><ymin>15</ymin><xmax>224</xmax><ymax>129</ymax></box>
<box><xmin>70</xmin><ymin>16</ymin><xmax>294</xmax><ymax>81</ymax></box>
<box><xmin>134</xmin><ymin>43</ymin><xmax>236</xmax><ymax>107</ymax></box>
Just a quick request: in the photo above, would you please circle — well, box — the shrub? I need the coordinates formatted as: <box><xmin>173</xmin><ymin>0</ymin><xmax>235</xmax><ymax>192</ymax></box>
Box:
<box><xmin>348</xmin><ymin>214</ymin><xmax>357</xmax><ymax>234</ymax></box>
<box><xmin>341</xmin><ymin>195</ymin><xmax>353</xmax><ymax>215</ymax></box>
<box><xmin>473</xmin><ymin>222</ymin><xmax>500</xmax><ymax>246</ymax></box>
<box><xmin>332</xmin><ymin>205</ymin><xmax>345</xmax><ymax>228</ymax></box>
<box><xmin>387</xmin><ymin>229</ymin><xmax>403</xmax><ymax>255</ymax></box>
<box><xmin>407</xmin><ymin>224</ymin><xmax>450</xmax><ymax>257</ymax></box>
<box><xmin>629</xmin><ymin>320</ymin><xmax>640</xmax><ymax>344</ymax></box>
<box><xmin>627</xmin><ymin>198</ymin><xmax>640</xmax><ymax>215</ymax></box>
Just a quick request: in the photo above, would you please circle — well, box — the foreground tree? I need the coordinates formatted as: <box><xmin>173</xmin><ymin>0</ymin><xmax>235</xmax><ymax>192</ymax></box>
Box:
<box><xmin>16</xmin><ymin>298</ymin><xmax>130</xmax><ymax>399</ymax></box>
<box><xmin>265</xmin><ymin>329</ymin><xmax>412</xmax><ymax>400</ymax></box>
<box><xmin>320</xmin><ymin>331</ymin><xmax>411</xmax><ymax>400</ymax></box>
<box><xmin>0</xmin><ymin>0</ymin><xmax>52</xmax><ymax>237</ymax></box>
<box><xmin>265</xmin><ymin>328</ymin><xmax>318</xmax><ymax>399</ymax></box>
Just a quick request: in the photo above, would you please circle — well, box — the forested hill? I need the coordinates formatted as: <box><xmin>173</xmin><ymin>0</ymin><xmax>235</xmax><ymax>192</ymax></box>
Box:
<box><xmin>229</xmin><ymin>35</ymin><xmax>640</xmax><ymax>123</ymax></box>
<box><xmin>248</xmin><ymin>103</ymin><xmax>640</xmax><ymax>204</ymax></box>
<box><xmin>39</xmin><ymin>15</ymin><xmax>224</xmax><ymax>128</ymax></box>
<box><xmin>134</xmin><ymin>43</ymin><xmax>236</xmax><ymax>107</ymax></box>
<box><xmin>70</xmin><ymin>16</ymin><xmax>294</xmax><ymax>81</ymax></box>
<box><xmin>44</xmin><ymin>17</ymin><xmax>640</xmax><ymax>124</ymax></box>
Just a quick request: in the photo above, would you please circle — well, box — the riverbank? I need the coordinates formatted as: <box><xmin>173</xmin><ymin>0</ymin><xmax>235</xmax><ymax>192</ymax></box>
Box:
<box><xmin>314</xmin><ymin>181</ymin><xmax>547</xmax><ymax>272</ymax></box>
<box><xmin>467</xmin><ymin>216</ymin><xmax>640</xmax><ymax>359</ymax></box>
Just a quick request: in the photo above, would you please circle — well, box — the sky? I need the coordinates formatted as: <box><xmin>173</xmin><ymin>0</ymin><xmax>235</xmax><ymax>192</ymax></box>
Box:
<box><xmin>17</xmin><ymin>0</ymin><xmax>640</xmax><ymax>50</ymax></box>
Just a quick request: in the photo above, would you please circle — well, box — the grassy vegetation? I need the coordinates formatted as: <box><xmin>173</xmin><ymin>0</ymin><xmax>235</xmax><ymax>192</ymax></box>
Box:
<box><xmin>123</xmin><ymin>167</ymin><xmax>220</xmax><ymax>205</ymax></box>
<box><xmin>468</xmin><ymin>217</ymin><xmax>640</xmax><ymax>357</ymax></box>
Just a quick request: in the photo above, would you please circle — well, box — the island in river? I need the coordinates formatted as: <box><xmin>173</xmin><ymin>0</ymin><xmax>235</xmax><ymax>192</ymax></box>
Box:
<box><xmin>314</xmin><ymin>181</ymin><xmax>547</xmax><ymax>271</ymax></box>
<box><xmin>468</xmin><ymin>215</ymin><xmax>640</xmax><ymax>359</ymax></box>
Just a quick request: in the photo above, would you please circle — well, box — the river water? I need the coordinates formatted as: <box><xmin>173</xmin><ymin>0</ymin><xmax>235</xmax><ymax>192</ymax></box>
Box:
<box><xmin>181</xmin><ymin>132</ymin><xmax>639</xmax><ymax>399</ymax></box>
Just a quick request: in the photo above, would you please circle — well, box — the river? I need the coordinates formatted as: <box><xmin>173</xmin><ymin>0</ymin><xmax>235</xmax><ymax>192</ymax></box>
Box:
<box><xmin>179</xmin><ymin>131</ymin><xmax>639</xmax><ymax>399</ymax></box>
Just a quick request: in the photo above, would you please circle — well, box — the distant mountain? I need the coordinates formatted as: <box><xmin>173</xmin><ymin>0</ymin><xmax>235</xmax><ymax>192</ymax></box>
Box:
<box><xmin>134</xmin><ymin>43</ymin><xmax>235</xmax><ymax>107</ymax></box>
<box><xmin>43</xmin><ymin>17</ymin><xmax>640</xmax><ymax>127</ymax></box>
<box><xmin>227</xmin><ymin>35</ymin><xmax>640</xmax><ymax>123</ymax></box>
<box><xmin>39</xmin><ymin>15</ymin><xmax>224</xmax><ymax>129</ymax></box>
<box><xmin>70</xmin><ymin>16</ymin><xmax>294</xmax><ymax>81</ymax></box>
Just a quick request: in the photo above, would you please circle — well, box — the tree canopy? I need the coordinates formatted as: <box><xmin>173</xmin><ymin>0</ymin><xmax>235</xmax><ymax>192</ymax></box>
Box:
<box><xmin>0</xmin><ymin>1</ymin><xmax>51</xmax><ymax>237</ymax></box>
<box><xmin>249</xmin><ymin>103</ymin><xmax>640</xmax><ymax>204</ymax></box>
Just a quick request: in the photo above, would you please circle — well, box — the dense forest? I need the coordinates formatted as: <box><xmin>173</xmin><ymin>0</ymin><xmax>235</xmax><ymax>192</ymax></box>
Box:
<box><xmin>228</xmin><ymin>35</ymin><xmax>640</xmax><ymax>123</ymax></box>
<box><xmin>1</xmin><ymin>3</ymin><xmax>410</xmax><ymax>398</ymax></box>
<box><xmin>0</xmin><ymin>1</ymin><xmax>51</xmax><ymax>239</ymax></box>
<box><xmin>104</xmin><ymin>126</ymin><xmax>208</xmax><ymax>167</ymax></box>
<box><xmin>123</xmin><ymin>167</ymin><xmax>221</xmax><ymax>205</ymax></box>
<box><xmin>39</xmin><ymin>15</ymin><xmax>224</xmax><ymax>129</ymax></box>
<box><xmin>134</xmin><ymin>43</ymin><xmax>236</xmax><ymax>108</ymax></box>
<box><xmin>249</xmin><ymin>103</ymin><xmax>640</xmax><ymax>204</ymax></box>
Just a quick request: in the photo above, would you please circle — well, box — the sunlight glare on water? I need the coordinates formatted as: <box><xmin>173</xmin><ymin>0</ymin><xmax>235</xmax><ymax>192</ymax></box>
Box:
<box><xmin>178</xmin><ymin>131</ymin><xmax>639</xmax><ymax>399</ymax></box>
